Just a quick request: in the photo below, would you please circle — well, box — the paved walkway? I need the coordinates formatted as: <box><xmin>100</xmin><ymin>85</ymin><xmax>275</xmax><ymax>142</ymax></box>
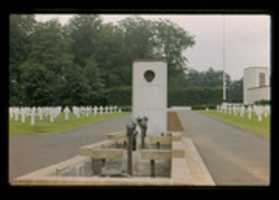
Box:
<box><xmin>177</xmin><ymin>110</ymin><xmax>270</xmax><ymax>185</ymax></box>
<box><xmin>9</xmin><ymin>114</ymin><xmax>130</xmax><ymax>182</ymax></box>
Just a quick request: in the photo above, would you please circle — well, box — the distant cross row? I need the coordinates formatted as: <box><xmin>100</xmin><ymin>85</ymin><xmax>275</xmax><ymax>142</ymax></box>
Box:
<box><xmin>9</xmin><ymin>105</ymin><xmax>122</xmax><ymax>126</ymax></box>
<box><xmin>215</xmin><ymin>103</ymin><xmax>270</xmax><ymax>122</ymax></box>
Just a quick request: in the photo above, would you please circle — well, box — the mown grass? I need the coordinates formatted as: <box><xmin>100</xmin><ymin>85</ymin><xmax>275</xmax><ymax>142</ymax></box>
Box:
<box><xmin>9</xmin><ymin>112</ymin><xmax>128</xmax><ymax>136</ymax></box>
<box><xmin>198</xmin><ymin>110</ymin><xmax>270</xmax><ymax>140</ymax></box>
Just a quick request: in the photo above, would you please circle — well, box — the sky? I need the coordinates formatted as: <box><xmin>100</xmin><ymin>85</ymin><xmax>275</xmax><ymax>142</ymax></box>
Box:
<box><xmin>35</xmin><ymin>14</ymin><xmax>270</xmax><ymax>80</ymax></box>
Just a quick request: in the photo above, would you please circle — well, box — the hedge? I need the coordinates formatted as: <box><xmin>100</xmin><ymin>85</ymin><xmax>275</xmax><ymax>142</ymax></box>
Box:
<box><xmin>104</xmin><ymin>86</ymin><xmax>132</xmax><ymax>106</ymax></box>
<box><xmin>104</xmin><ymin>86</ymin><xmax>223</xmax><ymax>108</ymax></box>
<box><xmin>168</xmin><ymin>87</ymin><xmax>223</xmax><ymax>107</ymax></box>
<box><xmin>255</xmin><ymin>99</ymin><xmax>270</xmax><ymax>105</ymax></box>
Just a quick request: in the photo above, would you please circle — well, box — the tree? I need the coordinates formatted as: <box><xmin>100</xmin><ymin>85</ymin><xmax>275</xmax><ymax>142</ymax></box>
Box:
<box><xmin>59</xmin><ymin>64</ymin><xmax>91</xmax><ymax>106</ymax></box>
<box><xmin>9</xmin><ymin>14</ymin><xmax>36</xmax><ymax>105</ymax></box>
<box><xmin>9</xmin><ymin>15</ymin><xmax>36</xmax><ymax>67</ymax></box>
<box><xmin>114</xmin><ymin>17</ymin><xmax>157</xmax><ymax>86</ymax></box>
<box><xmin>9</xmin><ymin>15</ymin><xmax>198</xmax><ymax>107</ymax></box>
<box><xmin>117</xmin><ymin>17</ymin><xmax>195</xmax><ymax>88</ymax></box>
<box><xmin>184</xmin><ymin>68</ymin><xmax>230</xmax><ymax>88</ymax></box>
<box><xmin>227</xmin><ymin>78</ymin><xmax>243</xmax><ymax>103</ymax></box>
<box><xmin>153</xmin><ymin>19</ymin><xmax>195</xmax><ymax>74</ymax></box>
<box><xmin>83</xmin><ymin>55</ymin><xmax>105</xmax><ymax>104</ymax></box>
<box><xmin>19</xmin><ymin>19</ymin><xmax>75</xmax><ymax>105</ymax></box>
<box><xmin>66</xmin><ymin>15</ymin><xmax>103</xmax><ymax>68</ymax></box>
<box><xmin>168</xmin><ymin>67</ymin><xmax>234</xmax><ymax>106</ymax></box>
<box><xmin>93</xmin><ymin>22</ymin><xmax>130</xmax><ymax>87</ymax></box>
<box><xmin>20</xmin><ymin>62</ymin><xmax>52</xmax><ymax>106</ymax></box>
<box><xmin>118</xmin><ymin>17</ymin><xmax>156</xmax><ymax>60</ymax></box>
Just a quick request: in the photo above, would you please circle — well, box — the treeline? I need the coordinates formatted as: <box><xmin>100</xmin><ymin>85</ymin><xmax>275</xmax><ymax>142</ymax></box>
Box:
<box><xmin>9</xmin><ymin>14</ymin><xmax>195</xmax><ymax>106</ymax></box>
<box><xmin>169</xmin><ymin>67</ymin><xmax>243</xmax><ymax>106</ymax></box>
<box><xmin>9</xmin><ymin>14</ymin><xmax>242</xmax><ymax>107</ymax></box>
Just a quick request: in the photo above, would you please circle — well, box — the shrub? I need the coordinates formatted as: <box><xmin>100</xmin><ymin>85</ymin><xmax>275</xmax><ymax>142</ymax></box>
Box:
<box><xmin>208</xmin><ymin>104</ymin><xmax>217</xmax><ymax>109</ymax></box>
<box><xmin>255</xmin><ymin>99</ymin><xmax>270</xmax><ymax>105</ymax></box>
<box><xmin>191</xmin><ymin>105</ymin><xmax>207</xmax><ymax>110</ymax></box>
<box><xmin>120</xmin><ymin>105</ymin><xmax>131</xmax><ymax>112</ymax></box>
<box><xmin>104</xmin><ymin>86</ymin><xmax>131</xmax><ymax>106</ymax></box>
<box><xmin>168</xmin><ymin>87</ymin><xmax>222</xmax><ymax>106</ymax></box>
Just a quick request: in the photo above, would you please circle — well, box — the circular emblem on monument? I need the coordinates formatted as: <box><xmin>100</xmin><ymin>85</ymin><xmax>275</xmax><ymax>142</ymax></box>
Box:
<box><xmin>144</xmin><ymin>70</ymin><xmax>155</xmax><ymax>82</ymax></box>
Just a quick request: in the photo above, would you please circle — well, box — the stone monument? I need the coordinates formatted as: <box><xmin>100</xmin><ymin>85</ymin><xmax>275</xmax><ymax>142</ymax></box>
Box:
<box><xmin>132</xmin><ymin>59</ymin><xmax>167</xmax><ymax>135</ymax></box>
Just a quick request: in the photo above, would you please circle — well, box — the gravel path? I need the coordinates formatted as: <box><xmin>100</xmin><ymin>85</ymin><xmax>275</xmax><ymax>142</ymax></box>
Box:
<box><xmin>177</xmin><ymin>110</ymin><xmax>270</xmax><ymax>185</ymax></box>
<box><xmin>9</xmin><ymin>114</ymin><xmax>130</xmax><ymax>182</ymax></box>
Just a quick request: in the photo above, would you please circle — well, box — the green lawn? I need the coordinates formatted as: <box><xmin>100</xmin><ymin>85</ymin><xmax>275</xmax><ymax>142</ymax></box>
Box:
<box><xmin>9</xmin><ymin>112</ymin><xmax>128</xmax><ymax>136</ymax></box>
<box><xmin>198</xmin><ymin>110</ymin><xmax>270</xmax><ymax>140</ymax></box>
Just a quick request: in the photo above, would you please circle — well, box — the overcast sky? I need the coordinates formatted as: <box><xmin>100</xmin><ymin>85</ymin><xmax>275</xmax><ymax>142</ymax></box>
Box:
<box><xmin>35</xmin><ymin>14</ymin><xmax>270</xmax><ymax>80</ymax></box>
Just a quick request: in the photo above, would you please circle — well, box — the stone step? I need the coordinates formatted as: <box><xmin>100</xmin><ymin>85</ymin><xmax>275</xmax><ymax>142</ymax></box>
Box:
<box><xmin>139</xmin><ymin>149</ymin><xmax>171</xmax><ymax>160</ymax></box>
<box><xmin>80</xmin><ymin>148</ymin><xmax>125</xmax><ymax>160</ymax></box>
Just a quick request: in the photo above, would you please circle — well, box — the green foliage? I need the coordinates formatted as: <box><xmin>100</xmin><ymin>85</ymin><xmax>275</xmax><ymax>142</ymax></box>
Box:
<box><xmin>10</xmin><ymin>14</ymin><xmax>196</xmax><ymax>107</ymax></box>
<box><xmin>10</xmin><ymin>14</ymin><xmax>244</xmax><ymax>108</ymax></box>
<box><xmin>118</xmin><ymin>17</ymin><xmax>155</xmax><ymax>60</ymax></box>
<box><xmin>184</xmin><ymin>67</ymin><xmax>230</xmax><ymax>88</ymax></box>
<box><xmin>20</xmin><ymin>62</ymin><xmax>51</xmax><ymax>106</ymax></box>
<box><xmin>255</xmin><ymin>99</ymin><xmax>270</xmax><ymax>105</ymax></box>
<box><xmin>9</xmin><ymin>15</ymin><xmax>36</xmax><ymax>106</ymax></box>
<box><xmin>104</xmin><ymin>87</ymin><xmax>132</xmax><ymax>106</ymax></box>
<box><xmin>10</xmin><ymin>15</ymin><xmax>242</xmax><ymax>108</ymax></box>
<box><xmin>208</xmin><ymin>105</ymin><xmax>217</xmax><ymax>109</ymax></box>
<box><xmin>83</xmin><ymin>55</ymin><xmax>105</xmax><ymax>104</ymax></box>
<box><xmin>66</xmin><ymin>15</ymin><xmax>103</xmax><ymax>67</ymax></box>
<box><xmin>191</xmin><ymin>105</ymin><xmax>216</xmax><ymax>110</ymax></box>
<box><xmin>16</xmin><ymin>19</ymin><xmax>75</xmax><ymax>106</ymax></box>
<box><xmin>227</xmin><ymin>78</ymin><xmax>243</xmax><ymax>103</ymax></box>
<box><xmin>153</xmin><ymin>19</ymin><xmax>195</xmax><ymax>75</ymax></box>
<box><xmin>120</xmin><ymin>105</ymin><xmax>132</xmax><ymax>112</ymax></box>
<box><xmin>191</xmin><ymin>105</ymin><xmax>207</xmax><ymax>110</ymax></box>
<box><xmin>168</xmin><ymin>86</ymin><xmax>223</xmax><ymax>107</ymax></box>
<box><xmin>168</xmin><ymin>67</ymin><xmax>243</xmax><ymax>107</ymax></box>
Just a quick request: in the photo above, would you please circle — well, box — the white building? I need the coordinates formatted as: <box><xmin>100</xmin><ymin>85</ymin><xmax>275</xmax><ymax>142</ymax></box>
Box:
<box><xmin>132</xmin><ymin>59</ymin><xmax>167</xmax><ymax>135</ymax></box>
<box><xmin>243</xmin><ymin>66</ymin><xmax>270</xmax><ymax>105</ymax></box>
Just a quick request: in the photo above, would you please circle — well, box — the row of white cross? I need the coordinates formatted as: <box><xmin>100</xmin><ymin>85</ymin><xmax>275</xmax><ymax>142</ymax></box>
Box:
<box><xmin>215</xmin><ymin>103</ymin><xmax>270</xmax><ymax>121</ymax></box>
<box><xmin>9</xmin><ymin>105</ymin><xmax>122</xmax><ymax>126</ymax></box>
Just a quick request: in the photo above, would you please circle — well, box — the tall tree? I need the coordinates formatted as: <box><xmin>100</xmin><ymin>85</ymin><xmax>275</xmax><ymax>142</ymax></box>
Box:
<box><xmin>94</xmin><ymin>22</ymin><xmax>129</xmax><ymax>87</ymax></box>
<box><xmin>9</xmin><ymin>15</ymin><xmax>199</xmax><ymax>106</ymax></box>
<box><xmin>153</xmin><ymin>19</ymin><xmax>195</xmax><ymax>74</ymax></box>
<box><xmin>9</xmin><ymin>14</ymin><xmax>36</xmax><ymax>105</ymax></box>
<box><xmin>118</xmin><ymin>16</ymin><xmax>155</xmax><ymax>60</ymax></box>
<box><xmin>227</xmin><ymin>78</ymin><xmax>243</xmax><ymax>103</ymax></box>
<box><xmin>66</xmin><ymin>15</ymin><xmax>103</xmax><ymax>68</ymax></box>
<box><xmin>19</xmin><ymin>19</ymin><xmax>74</xmax><ymax>105</ymax></box>
<box><xmin>59</xmin><ymin>64</ymin><xmax>92</xmax><ymax>106</ymax></box>
<box><xmin>83</xmin><ymin>55</ymin><xmax>105</xmax><ymax>104</ymax></box>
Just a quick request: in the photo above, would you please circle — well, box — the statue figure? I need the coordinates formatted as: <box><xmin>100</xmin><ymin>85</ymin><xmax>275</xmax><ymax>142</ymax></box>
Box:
<box><xmin>136</xmin><ymin>116</ymin><xmax>148</xmax><ymax>149</ymax></box>
<box><xmin>126</xmin><ymin>120</ymin><xmax>137</xmax><ymax>176</ymax></box>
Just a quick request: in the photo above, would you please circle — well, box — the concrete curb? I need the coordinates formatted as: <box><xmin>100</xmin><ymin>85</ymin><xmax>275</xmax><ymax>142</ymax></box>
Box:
<box><xmin>183</xmin><ymin>137</ymin><xmax>215</xmax><ymax>185</ymax></box>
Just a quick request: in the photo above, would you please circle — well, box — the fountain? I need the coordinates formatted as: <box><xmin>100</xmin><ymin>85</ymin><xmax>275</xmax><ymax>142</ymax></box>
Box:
<box><xmin>14</xmin><ymin>60</ymin><xmax>214</xmax><ymax>186</ymax></box>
